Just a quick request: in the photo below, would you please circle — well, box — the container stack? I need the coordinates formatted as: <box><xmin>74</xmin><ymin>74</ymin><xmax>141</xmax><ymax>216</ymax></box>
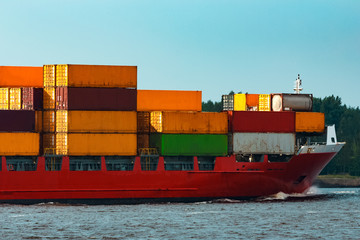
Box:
<box><xmin>42</xmin><ymin>64</ymin><xmax>138</xmax><ymax>156</ymax></box>
<box><xmin>0</xmin><ymin>66</ymin><xmax>43</xmax><ymax>156</ymax></box>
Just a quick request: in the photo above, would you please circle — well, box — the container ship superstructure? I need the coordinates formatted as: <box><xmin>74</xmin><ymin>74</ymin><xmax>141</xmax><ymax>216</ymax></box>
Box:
<box><xmin>0</xmin><ymin>66</ymin><xmax>344</xmax><ymax>204</ymax></box>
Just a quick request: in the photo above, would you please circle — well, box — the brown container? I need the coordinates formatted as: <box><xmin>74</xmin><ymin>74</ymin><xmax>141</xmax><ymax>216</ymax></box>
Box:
<box><xmin>0</xmin><ymin>66</ymin><xmax>43</xmax><ymax>87</ymax></box>
<box><xmin>56</xmin><ymin>133</ymin><xmax>137</xmax><ymax>156</ymax></box>
<box><xmin>137</xmin><ymin>133</ymin><xmax>150</xmax><ymax>150</ymax></box>
<box><xmin>137</xmin><ymin>111</ymin><xmax>150</xmax><ymax>133</ymax></box>
<box><xmin>295</xmin><ymin>112</ymin><xmax>325</xmax><ymax>133</ymax></box>
<box><xmin>0</xmin><ymin>133</ymin><xmax>40</xmax><ymax>155</ymax></box>
<box><xmin>150</xmin><ymin>111</ymin><xmax>228</xmax><ymax>134</ymax></box>
<box><xmin>137</xmin><ymin>90</ymin><xmax>202</xmax><ymax>111</ymax></box>
<box><xmin>56</xmin><ymin>110</ymin><xmax>137</xmax><ymax>133</ymax></box>
<box><xmin>56</xmin><ymin>87</ymin><xmax>137</xmax><ymax>111</ymax></box>
<box><xmin>0</xmin><ymin>110</ymin><xmax>36</xmax><ymax>132</ymax></box>
<box><xmin>35</xmin><ymin>111</ymin><xmax>42</xmax><ymax>132</ymax></box>
<box><xmin>22</xmin><ymin>88</ymin><xmax>43</xmax><ymax>110</ymax></box>
<box><xmin>43</xmin><ymin>133</ymin><xmax>56</xmax><ymax>152</ymax></box>
<box><xmin>56</xmin><ymin>64</ymin><xmax>137</xmax><ymax>88</ymax></box>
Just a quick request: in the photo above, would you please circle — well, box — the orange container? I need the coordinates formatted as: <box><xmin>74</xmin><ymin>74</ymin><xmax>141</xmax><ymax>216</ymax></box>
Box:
<box><xmin>0</xmin><ymin>66</ymin><xmax>43</xmax><ymax>87</ymax></box>
<box><xmin>35</xmin><ymin>111</ymin><xmax>43</xmax><ymax>132</ymax></box>
<box><xmin>246</xmin><ymin>94</ymin><xmax>259</xmax><ymax>107</ymax></box>
<box><xmin>55</xmin><ymin>64</ymin><xmax>137</xmax><ymax>88</ymax></box>
<box><xmin>0</xmin><ymin>133</ymin><xmax>40</xmax><ymax>155</ymax></box>
<box><xmin>56</xmin><ymin>133</ymin><xmax>137</xmax><ymax>156</ymax></box>
<box><xmin>137</xmin><ymin>90</ymin><xmax>202</xmax><ymax>111</ymax></box>
<box><xmin>56</xmin><ymin>111</ymin><xmax>137</xmax><ymax>133</ymax></box>
<box><xmin>295</xmin><ymin>112</ymin><xmax>325</xmax><ymax>133</ymax></box>
<box><xmin>43</xmin><ymin>87</ymin><xmax>55</xmax><ymax>110</ymax></box>
<box><xmin>150</xmin><ymin>111</ymin><xmax>228</xmax><ymax>134</ymax></box>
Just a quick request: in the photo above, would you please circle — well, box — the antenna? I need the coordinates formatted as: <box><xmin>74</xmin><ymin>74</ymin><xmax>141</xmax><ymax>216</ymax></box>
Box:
<box><xmin>294</xmin><ymin>74</ymin><xmax>303</xmax><ymax>94</ymax></box>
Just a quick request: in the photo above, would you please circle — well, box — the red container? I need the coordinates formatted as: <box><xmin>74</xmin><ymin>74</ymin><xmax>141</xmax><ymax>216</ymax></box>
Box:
<box><xmin>22</xmin><ymin>88</ymin><xmax>43</xmax><ymax>110</ymax></box>
<box><xmin>56</xmin><ymin>87</ymin><xmax>137</xmax><ymax>111</ymax></box>
<box><xmin>231</xmin><ymin>111</ymin><xmax>295</xmax><ymax>133</ymax></box>
<box><xmin>0</xmin><ymin>110</ymin><xmax>36</xmax><ymax>132</ymax></box>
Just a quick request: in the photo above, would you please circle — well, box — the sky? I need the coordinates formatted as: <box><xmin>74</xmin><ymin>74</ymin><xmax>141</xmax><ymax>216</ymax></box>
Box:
<box><xmin>1</xmin><ymin>0</ymin><xmax>359</xmax><ymax>107</ymax></box>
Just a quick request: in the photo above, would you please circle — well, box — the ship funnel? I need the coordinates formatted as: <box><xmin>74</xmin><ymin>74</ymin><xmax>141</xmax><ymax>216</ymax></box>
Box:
<box><xmin>326</xmin><ymin>125</ymin><xmax>338</xmax><ymax>145</ymax></box>
<box><xmin>294</xmin><ymin>74</ymin><xmax>303</xmax><ymax>94</ymax></box>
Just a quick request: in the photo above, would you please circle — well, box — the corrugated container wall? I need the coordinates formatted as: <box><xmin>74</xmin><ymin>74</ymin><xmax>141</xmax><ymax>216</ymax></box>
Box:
<box><xmin>137</xmin><ymin>112</ymin><xmax>150</xmax><ymax>133</ymax></box>
<box><xmin>259</xmin><ymin>94</ymin><xmax>271</xmax><ymax>111</ymax></box>
<box><xmin>56</xmin><ymin>87</ymin><xmax>137</xmax><ymax>111</ymax></box>
<box><xmin>246</xmin><ymin>94</ymin><xmax>259</xmax><ymax>108</ymax></box>
<box><xmin>295</xmin><ymin>112</ymin><xmax>325</xmax><ymax>133</ymax></box>
<box><xmin>56</xmin><ymin>111</ymin><xmax>137</xmax><ymax>133</ymax></box>
<box><xmin>221</xmin><ymin>95</ymin><xmax>234</xmax><ymax>111</ymax></box>
<box><xmin>56</xmin><ymin>65</ymin><xmax>137</xmax><ymax>88</ymax></box>
<box><xmin>0</xmin><ymin>133</ymin><xmax>40</xmax><ymax>155</ymax></box>
<box><xmin>0</xmin><ymin>110</ymin><xmax>37</xmax><ymax>132</ymax></box>
<box><xmin>43</xmin><ymin>87</ymin><xmax>55</xmax><ymax>109</ymax></box>
<box><xmin>43</xmin><ymin>111</ymin><xmax>56</xmax><ymax>132</ymax></box>
<box><xmin>0</xmin><ymin>66</ymin><xmax>43</xmax><ymax>87</ymax></box>
<box><xmin>234</xmin><ymin>94</ymin><xmax>246</xmax><ymax>111</ymax></box>
<box><xmin>43</xmin><ymin>133</ymin><xmax>56</xmax><ymax>153</ymax></box>
<box><xmin>9</xmin><ymin>88</ymin><xmax>21</xmax><ymax>110</ymax></box>
<box><xmin>150</xmin><ymin>111</ymin><xmax>228</xmax><ymax>134</ymax></box>
<box><xmin>0</xmin><ymin>88</ymin><xmax>9</xmax><ymax>110</ymax></box>
<box><xmin>231</xmin><ymin>111</ymin><xmax>295</xmax><ymax>133</ymax></box>
<box><xmin>137</xmin><ymin>90</ymin><xmax>202</xmax><ymax>111</ymax></box>
<box><xmin>150</xmin><ymin>134</ymin><xmax>228</xmax><ymax>156</ymax></box>
<box><xmin>22</xmin><ymin>88</ymin><xmax>43</xmax><ymax>110</ymax></box>
<box><xmin>43</xmin><ymin>65</ymin><xmax>56</xmax><ymax>87</ymax></box>
<box><xmin>231</xmin><ymin>132</ymin><xmax>295</xmax><ymax>155</ymax></box>
<box><xmin>56</xmin><ymin>133</ymin><xmax>137</xmax><ymax>156</ymax></box>
<box><xmin>137</xmin><ymin>134</ymin><xmax>150</xmax><ymax>150</ymax></box>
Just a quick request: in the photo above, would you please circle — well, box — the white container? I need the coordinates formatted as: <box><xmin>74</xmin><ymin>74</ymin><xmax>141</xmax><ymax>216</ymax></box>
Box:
<box><xmin>231</xmin><ymin>132</ymin><xmax>295</xmax><ymax>154</ymax></box>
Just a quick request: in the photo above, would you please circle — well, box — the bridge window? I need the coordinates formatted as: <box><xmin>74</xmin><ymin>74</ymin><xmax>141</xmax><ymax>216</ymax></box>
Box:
<box><xmin>105</xmin><ymin>156</ymin><xmax>135</xmax><ymax>171</ymax></box>
<box><xmin>164</xmin><ymin>156</ymin><xmax>194</xmax><ymax>171</ymax></box>
<box><xmin>6</xmin><ymin>156</ymin><xmax>37</xmax><ymax>171</ymax></box>
<box><xmin>198</xmin><ymin>156</ymin><xmax>216</xmax><ymax>171</ymax></box>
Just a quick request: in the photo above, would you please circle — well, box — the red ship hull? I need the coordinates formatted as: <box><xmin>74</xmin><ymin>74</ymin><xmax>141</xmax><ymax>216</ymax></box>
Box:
<box><xmin>0</xmin><ymin>151</ymin><xmax>338</xmax><ymax>204</ymax></box>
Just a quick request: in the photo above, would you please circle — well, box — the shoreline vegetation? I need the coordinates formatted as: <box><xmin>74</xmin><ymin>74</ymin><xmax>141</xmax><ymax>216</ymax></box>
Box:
<box><xmin>203</xmin><ymin>94</ymin><xmax>360</xmax><ymax>177</ymax></box>
<box><xmin>315</xmin><ymin>175</ymin><xmax>360</xmax><ymax>188</ymax></box>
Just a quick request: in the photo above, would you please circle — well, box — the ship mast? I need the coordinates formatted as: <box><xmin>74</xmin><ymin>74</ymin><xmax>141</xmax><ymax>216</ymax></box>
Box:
<box><xmin>294</xmin><ymin>74</ymin><xmax>303</xmax><ymax>94</ymax></box>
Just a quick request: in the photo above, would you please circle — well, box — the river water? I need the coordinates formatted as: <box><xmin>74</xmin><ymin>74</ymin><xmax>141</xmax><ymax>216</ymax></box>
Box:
<box><xmin>0</xmin><ymin>188</ymin><xmax>359</xmax><ymax>239</ymax></box>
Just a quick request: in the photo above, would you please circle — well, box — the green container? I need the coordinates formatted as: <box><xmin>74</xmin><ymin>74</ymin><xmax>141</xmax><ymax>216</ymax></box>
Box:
<box><xmin>150</xmin><ymin>134</ymin><xmax>228</xmax><ymax>156</ymax></box>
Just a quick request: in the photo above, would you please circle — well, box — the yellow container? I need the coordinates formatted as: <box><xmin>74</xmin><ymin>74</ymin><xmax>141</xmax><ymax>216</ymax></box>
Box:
<box><xmin>43</xmin><ymin>133</ymin><xmax>56</xmax><ymax>151</ymax></box>
<box><xmin>56</xmin><ymin>133</ymin><xmax>137</xmax><ymax>156</ymax></box>
<box><xmin>234</xmin><ymin>94</ymin><xmax>246</xmax><ymax>111</ymax></box>
<box><xmin>259</xmin><ymin>94</ymin><xmax>271</xmax><ymax>111</ymax></box>
<box><xmin>43</xmin><ymin>110</ymin><xmax>56</xmax><ymax>132</ymax></box>
<box><xmin>150</xmin><ymin>111</ymin><xmax>228</xmax><ymax>134</ymax></box>
<box><xmin>0</xmin><ymin>88</ymin><xmax>9</xmax><ymax>110</ymax></box>
<box><xmin>9</xmin><ymin>88</ymin><xmax>22</xmax><ymax>110</ymax></box>
<box><xmin>43</xmin><ymin>65</ymin><xmax>56</xmax><ymax>87</ymax></box>
<box><xmin>43</xmin><ymin>87</ymin><xmax>55</xmax><ymax>109</ymax></box>
<box><xmin>56</xmin><ymin>111</ymin><xmax>137</xmax><ymax>133</ymax></box>
<box><xmin>56</xmin><ymin>64</ymin><xmax>137</xmax><ymax>88</ymax></box>
<box><xmin>295</xmin><ymin>112</ymin><xmax>325</xmax><ymax>133</ymax></box>
<box><xmin>137</xmin><ymin>90</ymin><xmax>202</xmax><ymax>111</ymax></box>
<box><xmin>0</xmin><ymin>133</ymin><xmax>39</xmax><ymax>155</ymax></box>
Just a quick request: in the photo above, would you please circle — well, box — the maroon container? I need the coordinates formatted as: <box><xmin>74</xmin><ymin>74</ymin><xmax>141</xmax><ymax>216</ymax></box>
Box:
<box><xmin>0</xmin><ymin>110</ymin><xmax>36</xmax><ymax>132</ymax></box>
<box><xmin>56</xmin><ymin>87</ymin><xmax>137</xmax><ymax>111</ymax></box>
<box><xmin>231</xmin><ymin>111</ymin><xmax>295</xmax><ymax>133</ymax></box>
<box><xmin>22</xmin><ymin>88</ymin><xmax>43</xmax><ymax>110</ymax></box>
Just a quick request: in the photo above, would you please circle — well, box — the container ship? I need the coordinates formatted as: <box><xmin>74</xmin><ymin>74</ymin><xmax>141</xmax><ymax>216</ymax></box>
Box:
<box><xmin>0</xmin><ymin>66</ymin><xmax>344</xmax><ymax>204</ymax></box>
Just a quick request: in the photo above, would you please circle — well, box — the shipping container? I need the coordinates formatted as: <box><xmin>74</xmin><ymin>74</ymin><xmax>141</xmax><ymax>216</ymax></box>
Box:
<box><xmin>43</xmin><ymin>133</ymin><xmax>56</xmax><ymax>152</ymax></box>
<box><xmin>295</xmin><ymin>112</ymin><xmax>325</xmax><ymax>133</ymax></box>
<box><xmin>56</xmin><ymin>87</ymin><xmax>137</xmax><ymax>111</ymax></box>
<box><xmin>35</xmin><ymin>111</ymin><xmax>42</xmax><ymax>132</ymax></box>
<box><xmin>137</xmin><ymin>90</ymin><xmax>202</xmax><ymax>111</ymax></box>
<box><xmin>221</xmin><ymin>94</ymin><xmax>234</xmax><ymax>111</ymax></box>
<box><xmin>55</xmin><ymin>64</ymin><xmax>137</xmax><ymax>88</ymax></box>
<box><xmin>9</xmin><ymin>88</ymin><xmax>21</xmax><ymax>110</ymax></box>
<box><xmin>150</xmin><ymin>111</ymin><xmax>228</xmax><ymax>134</ymax></box>
<box><xmin>0</xmin><ymin>66</ymin><xmax>43</xmax><ymax>87</ymax></box>
<box><xmin>0</xmin><ymin>88</ymin><xmax>9</xmax><ymax>110</ymax></box>
<box><xmin>56</xmin><ymin>111</ymin><xmax>137</xmax><ymax>133</ymax></box>
<box><xmin>43</xmin><ymin>65</ymin><xmax>56</xmax><ymax>87</ymax></box>
<box><xmin>56</xmin><ymin>133</ymin><xmax>137</xmax><ymax>156</ymax></box>
<box><xmin>137</xmin><ymin>133</ymin><xmax>150</xmax><ymax>150</ymax></box>
<box><xmin>43</xmin><ymin>110</ymin><xmax>56</xmax><ymax>132</ymax></box>
<box><xmin>43</xmin><ymin>87</ymin><xmax>55</xmax><ymax>110</ymax></box>
<box><xmin>150</xmin><ymin>134</ymin><xmax>228</xmax><ymax>156</ymax></box>
<box><xmin>231</xmin><ymin>132</ymin><xmax>295</xmax><ymax>154</ymax></box>
<box><xmin>22</xmin><ymin>88</ymin><xmax>43</xmax><ymax>110</ymax></box>
<box><xmin>259</xmin><ymin>94</ymin><xmax>271</xmax><ymax>111</ymax></box>
<box><xmin>0</xmin><ymin>110</ymin><xmax>36</xmax><ymax>132</ymax></box>
<box><xmin>272</xmin><ymin>93</ymin><xmax>313</xmax><ymax>112</ymax></box>
<box><xmin>0</xmin><ymin>133</ymin><xmax>40</xmax><ymax>155</ymax></box>
<box><xmin>137</xmin><ymin>112</ymin><xmax>150</xmax><ymax>133</ymax></box>
<box><xmin>246</xmin><ymin>94</ymin><xmax>259</xmax><ymax>110</ymax></box>
<box><xmin>234</xmin><ymin>94</ymin><xmax>246</xmax><ymax>111</ymax></box>
<box><xmin>231</xmin><ymin>111</ymin><xmax>295</xmax><ymax>133</ymax></box>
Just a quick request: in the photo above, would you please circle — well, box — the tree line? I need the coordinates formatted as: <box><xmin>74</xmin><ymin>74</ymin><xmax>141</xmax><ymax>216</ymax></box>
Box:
<box><xmin>202</xmin><ymin>94</ymin><xmax>360</xmax><ymax>176</ymax></box>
